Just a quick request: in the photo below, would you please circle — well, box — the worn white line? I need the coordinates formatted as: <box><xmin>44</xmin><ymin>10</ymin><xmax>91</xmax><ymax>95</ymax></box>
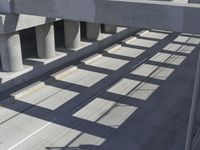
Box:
<box><xmin>8</xmin><ymin>121</ymin><xmax>53</xmax><ymax>150</ymax></box>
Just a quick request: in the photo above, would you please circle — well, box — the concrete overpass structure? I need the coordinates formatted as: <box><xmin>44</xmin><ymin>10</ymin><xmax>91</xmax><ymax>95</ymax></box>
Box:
<box><xmin>1</xmin><ymin>0</ymin><xmax>200</xmax><ymax>150</ymax></box>
<box><xmin>0</xmin><ymin>11</ymin><xmax>129</xmax><ymax>73</ymax></box>
<box><xmin>6</xmin><ymin>0</ymin><xmax>200</xmax><ymax>34</ymax></box>
<box><xmin>1</xmin><ymin>0</ymin><xmax>200</xmax><ymax>73</ymax></box>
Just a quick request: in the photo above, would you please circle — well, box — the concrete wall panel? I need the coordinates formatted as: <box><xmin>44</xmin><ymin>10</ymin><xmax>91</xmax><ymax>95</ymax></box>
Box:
<box><xmin>12</xmin><ymin>0</ymin><xmax>200</xmax><ymax>34</ymax></box>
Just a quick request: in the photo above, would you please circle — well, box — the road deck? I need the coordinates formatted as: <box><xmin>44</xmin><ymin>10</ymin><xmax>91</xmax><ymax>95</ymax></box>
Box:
<box><xmin>0</xmin><ymin>30</ymin><xmax>200</xmax><ymax>150</ymax></box>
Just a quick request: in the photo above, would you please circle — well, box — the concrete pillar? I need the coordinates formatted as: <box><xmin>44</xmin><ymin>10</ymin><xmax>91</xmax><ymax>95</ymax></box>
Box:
<box><xmin>86</xmin><ymin>23</ymin><xmax>101</xmax><ymax>41</ymax></box>
<box><xmin>36</xmin><ymin>23</ymin><xmax>55</xmax><ymax>59</ymax></box>
<box><xmin>64</xmin><ymin>20</ymin><xmax>81</xmax><ymax>50</ymax></box>
<box><xmin>104</xmin><ymin>25</ymin><xmax>117</xmax><ymax>34</ymax></box>
<box><xmin>0</xmin><ymin>32</ymin><xmax>24</xmax><ymax>72</ymax></box>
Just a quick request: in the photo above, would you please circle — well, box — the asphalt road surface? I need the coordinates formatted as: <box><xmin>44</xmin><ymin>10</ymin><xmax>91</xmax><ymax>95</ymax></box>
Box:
<box><xmin>0</xmin><ymin>30</ymin><xmax>200</xmax><ymax>150</ymax></box>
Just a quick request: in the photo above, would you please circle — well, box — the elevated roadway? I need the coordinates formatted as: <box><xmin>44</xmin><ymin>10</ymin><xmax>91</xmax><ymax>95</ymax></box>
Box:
<box><xmin>7</xmin><ymin>0</ymin><xmax>200</xmax><ymax>34</ymax></box>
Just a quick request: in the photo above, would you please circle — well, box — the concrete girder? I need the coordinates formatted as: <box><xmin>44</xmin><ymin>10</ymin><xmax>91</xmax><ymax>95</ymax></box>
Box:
<box><xmin>0</xmin><ymin>14</ymin><xmax>60</xmax><ymax>34</ymax></box>
<box><xmin>11</xmin><ymin>0</ymin><xmax>200</xmax><ymax>34</ymax></box>
<box><xmin>190</xmin><ymin>0</ymin><xmax>200</xmax><ymax>3</ymax></box>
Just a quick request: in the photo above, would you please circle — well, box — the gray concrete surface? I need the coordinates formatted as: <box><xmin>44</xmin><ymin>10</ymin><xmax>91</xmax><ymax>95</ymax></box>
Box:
<box><xmin>0</xmin><ymin>30</ymin><xmax>199</xmax><ymax>149</ymax></box>
<box><xmin>11</xmin><ymin>0</ymin><xmax>200</xmax><ymax>34</ymax></box>
<box><xmin>86</xmin><ymin>23</ymin><xmax>101</xmax><ymax>41</ymax></box>
<box><xmin>0</xmin><ymin>0</ymin><xmax>12</xmax><ymax>13</ymax></box>
<box><xmin>0</xmin><ymin>0</ymin><xmax>189</xmax><ymax>14</ymax></box>
<box><xmin>36</xmin><ymin>23</ymin><xmax>56</xmax><ymax>59</ymax></box>
<box><xmin>190</xmin><ymin>0</ymin><xmax>200</xmax><ymax>3</ymax></box>
<box><xmin>64</xmin><ymin>20</ymin><xmax>81</xmax><ymax>50</ymax></box>
<box><xmin>0</xmin><ymin>27</ymin><xmax>140</xmax><ymax>92</ymax></box>
<box><xmin>104</xmin><ymin>25</ymin><xmax>117</xmax><ymax>34</ymax></box>
<box><xmin>0</xmin><ymin>14</ymin><xmax>60</xmax><ymax>34</ymax></box>
<box><xmin>0</xmin><ymin>31</ymin><xmax>24</xmax><ymax>72</ymax></box>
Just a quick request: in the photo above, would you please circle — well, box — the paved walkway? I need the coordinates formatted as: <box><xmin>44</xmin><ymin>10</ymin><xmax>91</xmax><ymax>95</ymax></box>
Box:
<box><xmin>0</xmin><ymin>30</ymin><xmax>200</xmax><ymax>150</ymax></box>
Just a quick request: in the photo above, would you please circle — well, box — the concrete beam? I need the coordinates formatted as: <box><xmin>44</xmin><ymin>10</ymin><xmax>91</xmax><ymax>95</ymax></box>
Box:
<box><xmin>11</xmin><ymin>0</ymin><xmax>200</xmax><ymax>34</ymax></box>
<box><xmin>0</xmin><ymin>14</ymin><xmax>60</xmax><ymax>34</ymax></box>
<box><xmin>190</xmin><ymin>0</ymin><xmax>200</xmax><ymax>3</ymax></box>
<box><xmin>0</xmin><ymin>0</ymin><xmax>189</xmax><ymax>14</ymax></box>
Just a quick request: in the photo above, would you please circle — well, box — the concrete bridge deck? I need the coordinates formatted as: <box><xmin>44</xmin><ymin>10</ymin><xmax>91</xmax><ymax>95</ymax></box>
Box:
<box><xmin>0</xmin><ymin>29</ymin><xmax>200</xmax><ymax>150</ymax></box>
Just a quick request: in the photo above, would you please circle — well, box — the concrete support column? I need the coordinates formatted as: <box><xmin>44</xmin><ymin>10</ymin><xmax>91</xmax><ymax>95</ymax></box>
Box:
<box><xmin>64</xmin><ymin>20</ymin><xmax>81</xmax><ymax>50</ymax></box>
<box><xmin>86</xmin><ymin>23</ymin><xmax>101</xmax><ymax>41</ymax></box>
<box><xmin>104</xmin><ymin>25</ymin><xmax>117</xmax><ymax>34</ymax></box>
<box><xmin>36</xmin><ymin>23</ymin><xmax>55</xmax><ymax>59</ymax></box>
<box><xmin>0</xmin><ymin>32</ymin><xmax>24</xmax><ymax>72</ymax></box>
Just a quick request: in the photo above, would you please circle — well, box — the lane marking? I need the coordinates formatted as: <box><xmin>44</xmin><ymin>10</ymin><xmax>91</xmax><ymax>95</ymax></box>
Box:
<box><xmin>8</xmin><ymin>121</ymin><xmax>53</xmax><ymax>150</ymax></box>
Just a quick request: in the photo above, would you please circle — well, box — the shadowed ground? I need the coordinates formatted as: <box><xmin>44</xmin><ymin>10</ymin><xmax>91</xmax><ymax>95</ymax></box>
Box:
<box><xmin>0</xmin><ymin>29</ymin><xmax>200</xmax><ymax>150</ymax></box>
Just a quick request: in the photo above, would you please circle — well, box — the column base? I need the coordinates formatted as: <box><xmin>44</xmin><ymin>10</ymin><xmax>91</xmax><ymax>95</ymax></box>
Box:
<box><xmin>64</xmin><ymin>20</ymin><xmax>81</xmax><ymax>50</ymax></box>
<box><xmin>36</xmin><ymin>23</ymin><xmax>56</xmax><ymax>59</ymax></box>
<box><xmin>0</xmin><ymin>32</ymin><xmax>24</xmax><ymax>72</ymax></box>
<box><xmin>86</xmin><ymin>23</ymin><xmax>101</xmax><ymax>41</ymax></box>
<box><xmin>104</xmin><ymin>25</ymin><xmax>117</xmax><ymax>34</ymax></box>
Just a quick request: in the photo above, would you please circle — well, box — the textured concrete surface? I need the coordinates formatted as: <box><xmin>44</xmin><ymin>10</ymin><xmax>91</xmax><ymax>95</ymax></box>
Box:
<box><xmin>36</xmin><ymin>23</ymin><xmax>56</xmax><ymax>59</ymax></box>
<box><xmin>0</xmin><ymin>30</ymin><xmax>200</xmax><ymax>149</ymax></box>
<box><xmin>11</xmin><ymin>0</ymin><xmax>200</xmax><ymax>34</ymax></box>
<box><xmin>0</xmin><ymin>0</ymin><xmax>188</xmax><ymax>14</ymax></box>
<box><xmin>104</xmin><ymin>25</ymin><xmax>117</xmax><ymax>34</ymax></box>
<box><xmin>64</xmin><ymin>20</ymin><xmax>81</xmax><ymax>50</ymax></box>
<box><xmin>0</xmin><ymin>0</ymin><xmax>12</xmax><ymax>13</ymax></box>
<box><xmin>0</xmin><ymin>27</ymin><xmax>140</xmax><ymax>92</ymax></box>
<box><xmin>0</xmin><ymin>14</ymin><xmax>60</xmax><ymax>34</ymax></box>
<box><xmin>86</xmin><ymin>23</ymin><xmax>101</xmax><ymax>41</ymax></box>
<box><xmin>0</xmin><ymin>31</ymin><xmax>24</xmax><ymax>72</ymax></box>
